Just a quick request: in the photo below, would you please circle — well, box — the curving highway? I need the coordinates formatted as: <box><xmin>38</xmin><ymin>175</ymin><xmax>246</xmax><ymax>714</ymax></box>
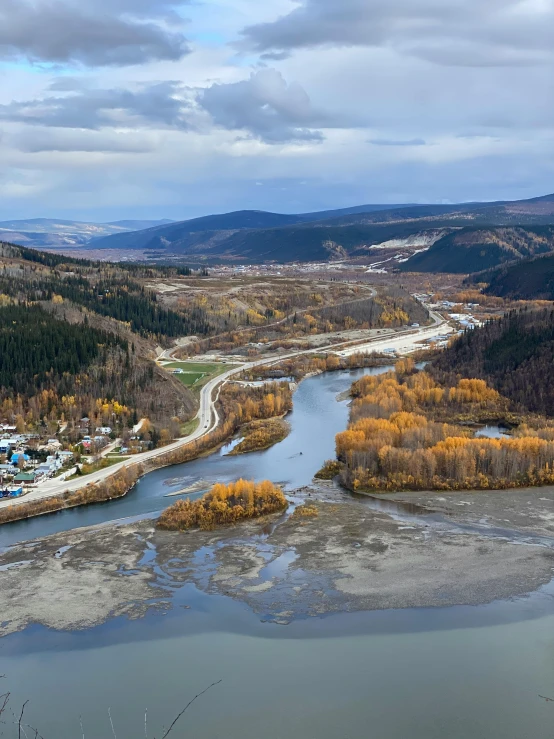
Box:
<box><xmin>0</xmin><ymin>310</ymin><xmax>450</xmax><ymax>510</ymax></box>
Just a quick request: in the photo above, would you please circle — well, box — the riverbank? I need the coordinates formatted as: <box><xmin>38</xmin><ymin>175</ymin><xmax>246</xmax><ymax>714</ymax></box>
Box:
<box><xmin>228</xmin><ymin>418</ymin><xmax>290</xmax><ymax>455</ymax></box>
<box><xmin>2</xmin><ymin>481</ymin><xmax>554</xmax><ymax>636</ymax></box>
<box><xmin>0</xmin><ymin>317</ymin><xmax>448</xmax><ymax>522</ymax></box>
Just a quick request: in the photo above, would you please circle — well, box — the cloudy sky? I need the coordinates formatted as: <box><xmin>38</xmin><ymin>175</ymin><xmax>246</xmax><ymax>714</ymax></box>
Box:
<box><xmin>1</xmin><ymin>0</ymin><xmax>553</xmax><ymax>221</ymax></box>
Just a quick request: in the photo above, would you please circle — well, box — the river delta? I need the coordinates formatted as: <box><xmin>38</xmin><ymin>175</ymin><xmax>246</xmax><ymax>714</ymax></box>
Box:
<box><xmin>2</xmin><ymin>367</ymin><xmax>554</xmax><ymax>738</ymax></box>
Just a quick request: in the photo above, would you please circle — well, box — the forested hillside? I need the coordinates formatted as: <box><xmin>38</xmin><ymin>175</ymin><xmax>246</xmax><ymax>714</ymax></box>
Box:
<box><xmin>430</xmin><ymin>308</ymin><xmax>554</xmax><ymax>415</ymax></box>
<box><xmin>399</xmin><ymin>227</ymin><xmax>554</xmax><ymax>274</ymax></box>
<box><xmin>475</xmin><ymin>252</ymin><xmax>554</xmax><ymax>300</ymax></box>
<box><xmin>86</xmin><ymin>192</ymin><xmax>554</xmax><ymax>264</ymax></box>
<box><xmin>0</xmin><ymin>304</ymin><xmax>124</xmax><ymax>396</ymax></box>
<box><xmin>0</xmin><ymin>242</ymin><xmax>198</xmax><ymax>434</ymax></box>
<box><xmin>0</xmin><ymin>273</ymin><xmax>207</xmax><ymax>338</ymax></box>
<box><xmin>0</xmin><ymin>303</ymin><xmax>196</xmax><ymax>432</ymax></box>
<box><xmin>0</xmin><ymin>244</ymin><xmax>210</xmax><ymax>339</ymax></box>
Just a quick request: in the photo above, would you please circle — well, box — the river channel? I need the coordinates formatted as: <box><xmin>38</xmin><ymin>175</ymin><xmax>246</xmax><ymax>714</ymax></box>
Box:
<box><xmin>1</xmin><ymin>366</ymin><xmax>388</xmax><ymax>547</ymax></box>
<box><xmin>2</xmin><ymin>367</ymin><xmax>554</xmax><ymax>738</ymax></box>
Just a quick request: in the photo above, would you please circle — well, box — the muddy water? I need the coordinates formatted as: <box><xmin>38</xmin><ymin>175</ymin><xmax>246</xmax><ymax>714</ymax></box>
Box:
<box><xmin>2</xmin><ymin>582</ymin><xmax>554</xmax><ymax>739</ymax></box>
<box><xmin>3</xmin><ymin>366</ymin><xmax>554</xmax><ymax>738</ymax></box>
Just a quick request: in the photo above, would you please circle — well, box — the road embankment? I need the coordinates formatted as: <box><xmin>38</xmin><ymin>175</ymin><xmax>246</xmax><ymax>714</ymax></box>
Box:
<box><xmin>0</xmin><ymin>315</ymin><xmax>450</xmax><ymax>521</ymax></box>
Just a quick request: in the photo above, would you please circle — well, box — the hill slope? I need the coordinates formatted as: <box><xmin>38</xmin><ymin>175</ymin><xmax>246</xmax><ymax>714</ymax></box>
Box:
<box><xmin>89</xmin><ymin>204</ymin><xmax>425</xmax><ymax>253</ymax></box>
<box><xmin>399</xmin><ymin>226</ymin><xmax>554</xmax><ymax>274</ymax></box>
<box><xmin>430</xmin><ymin>307</ymin><xmax>554</xmax><ymax>415</ymax></box>
<box><xmin>0</xmin><ymin>242</ymin><xmax>198</xmax><ymax>431</ymax></box>
<box><xmin>87</xmin><ymin>193</ymin><xmax>554</xmax><ymax>264</ymax></box>
<box><xmin>475</xmin><ymin>252</ymin><xmax>554</xmax><ymax>300</ymax></box>
<box><xmin>0</xmin><ymin>218</ymin><xmax>174</xmax><ymax>249</ymax></box>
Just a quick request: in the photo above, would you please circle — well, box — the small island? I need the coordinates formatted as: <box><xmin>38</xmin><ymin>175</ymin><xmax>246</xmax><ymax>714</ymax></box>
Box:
<box><xmin>228</xmin><ymin>418</ymin><xmax>290</xmax><ymax>455</ymax></box>
<box><xmin>157</xmin><ymin>479</ymin><xmax>288</xmax><ymax>530</ymax></box>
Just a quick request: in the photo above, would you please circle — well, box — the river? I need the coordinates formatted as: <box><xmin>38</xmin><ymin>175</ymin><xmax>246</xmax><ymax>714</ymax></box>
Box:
<box><xmin>1</xmin><ymin>366</ymin><xmax>387</xmax><ymax>547</ymax></box>
<box><xmin>2</xmin><ymin>367</ymin><xmax>554</xmax><ymax>738</ymax></box>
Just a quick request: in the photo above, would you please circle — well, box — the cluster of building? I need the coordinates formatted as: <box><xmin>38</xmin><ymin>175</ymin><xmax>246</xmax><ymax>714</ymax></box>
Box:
<box><xmin>0</xmin><ymin>432</ymin><xmax>75</xmax><ymax>499</ymax></box>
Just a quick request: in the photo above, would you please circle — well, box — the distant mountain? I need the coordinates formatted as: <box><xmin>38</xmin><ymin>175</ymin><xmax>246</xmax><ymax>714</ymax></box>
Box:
<box><xmin>89</xmin><ymin>205</ymin><xmax>422</xmax><ymax>253</ymax></box>
<box><xmin>398</xmin><ymin>226</ymin><xmax>554</xmax><ymax>274</ymax></box>
<box><xmin>89</xmin><ymin>203</ymin><xmax>468</xmax><ymax>255</ymax></box>
<box><xmin>87</xmin><ymin>193</ymin><xmax>554</xmax><ymax>264</ymax></box>
<box><xmin>5</xmin><ymin>193</ymin><xmax>554</xmax><ymax>264</ymax></box>
<box><xmin>88</xmin><ymin>210</ymin><xmax>311</xmax><ymax>252</ymax></box>
<box><xmin>0</xmin><ymin>218</ymin><xmax>175</xmax><ymax>249</ymax></box>
<box><xmin>107</xmin><ymin>219</ymin><xmax>174</xmax><ymax>230</ymax></box>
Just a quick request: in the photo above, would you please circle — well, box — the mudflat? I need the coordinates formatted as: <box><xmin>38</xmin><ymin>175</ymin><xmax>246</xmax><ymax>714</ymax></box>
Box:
<box><xmin>1</xmin><ymin>484</ymin><xmax>554</xmax><ymax>636</ymax></box>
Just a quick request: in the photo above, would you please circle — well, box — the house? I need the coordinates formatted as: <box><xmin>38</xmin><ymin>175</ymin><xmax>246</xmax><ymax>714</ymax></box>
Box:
<box><xmin>47</xmin><ymin>439</ymin><xmax>62</xmax><ymax>451</ymax></box>
<box><xmin>0</xmin><ymin>485</ymin><xmax>24</xmax><ymax>498</ymax></box>
<box><xmin>95</xmin><ymin>426</ymin><xmax>112</xmax><ymax>435</ymax></box>
<box><xmin>0</xmin><ymin>440</ymin><xmax>12</xmax><ymax>454</ymax></box>
<box><xmin>36</xmin><ymin>463</ymin><xmax>57</xmax><ymax>477</ymax></box>
<box><xmin>46</xmin><ymin>455</ymin><xmax>63</xmax><ymax>470</ymax></box>
<box><xmin>14</xmin><ymin>471</ymin><xmax>36</xmax><ymax>485</ymax></box>
<box><xmin>58</xmin><ymin>451</ymin><xmax>74</xmax><ymax>464</ymax></box>
<box><xmin>10</xmin><ymin>452</ymin><xmax>30</xmax><ymax>467</ymax></box>
<box><xmin>0</xmin><ymin>463</ymin><xmax>16</xmax><ymax>475</ymax></box>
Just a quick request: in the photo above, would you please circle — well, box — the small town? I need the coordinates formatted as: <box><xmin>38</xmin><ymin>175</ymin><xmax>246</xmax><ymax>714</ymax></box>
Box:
<box><xmin>0</xmin><ymin>420</ymin><xmax>149</xmax><ymax>499</ymax></box>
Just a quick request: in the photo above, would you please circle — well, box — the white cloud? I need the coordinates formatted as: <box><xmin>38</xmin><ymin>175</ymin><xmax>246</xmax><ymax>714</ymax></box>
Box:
<box><xmin>0</xmin><ymin>0</ymin><xmax>552</xmax><ymax>219</ymax></box>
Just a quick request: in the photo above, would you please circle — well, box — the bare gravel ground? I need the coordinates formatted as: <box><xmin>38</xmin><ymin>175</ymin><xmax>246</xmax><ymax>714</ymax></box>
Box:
<box><xmin>376</xmin><ymin>486</ymin><xmax>554</xmax><ymax>538</ymax></box>
<box><xmin>1</xmin><ymin>484</ymin><xmax>554</xmax><ymax>635</ymax></box>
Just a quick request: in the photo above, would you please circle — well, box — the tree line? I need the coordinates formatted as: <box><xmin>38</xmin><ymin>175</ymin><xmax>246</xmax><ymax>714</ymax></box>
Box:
<box><xmin>430</xmin><ymin>307</ymin><xmax>554</xmax><ymax>416</ymax></box>
<box><xmin>0</xmin><ymin>303</ymin><xmax>125</xmax><ymax>396</ymax></box>
<box><xmin>0</xmin><ymin>304</ymin><xmax>195</xmax><ymax>434</ymax></box>
<box><xmin>337</xmin><ymin>360</ymin><xmax>554</xmax><ymax>491</ymax></box>
<box><xmin>3</xmin><ymin>241</ymin><xmax>203</xmax><ymax>278</ymax></box>
<box><xmin>0</xmin><ymin>270</ymin><xmax>210</xmax><ymax>338</ymax></box>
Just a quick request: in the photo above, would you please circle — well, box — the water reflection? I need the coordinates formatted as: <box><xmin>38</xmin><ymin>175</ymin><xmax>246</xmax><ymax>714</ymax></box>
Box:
<box><xmin>475</xmin><ymin>425</ymin><xmax>510</xmax><ymax>439</ymax></box>
<box><xmin>0</xmin><ymin>366</ymin><xmax>392</xmax><ymax>547</ymax></box>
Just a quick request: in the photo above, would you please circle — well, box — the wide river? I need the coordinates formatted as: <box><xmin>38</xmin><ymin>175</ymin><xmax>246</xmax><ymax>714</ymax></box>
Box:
<box><xmin>2</xmin><ymin>368</ymin><xmax>554</xmax><ymax>738</ymax></box>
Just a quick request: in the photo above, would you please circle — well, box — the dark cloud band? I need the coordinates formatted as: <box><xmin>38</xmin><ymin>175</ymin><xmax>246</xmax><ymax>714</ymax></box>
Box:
<box><xmin>0</xmin><ymin>0</ymin><xmax>190</xmax><ymax>66</ymax></box>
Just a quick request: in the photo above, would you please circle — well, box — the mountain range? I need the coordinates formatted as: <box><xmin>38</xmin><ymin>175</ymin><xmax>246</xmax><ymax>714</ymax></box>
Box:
<box><xmin>85</xmin><ymin>193</ymin><xmax>554</xmax><ymax>267</ymax></box>
<box><xmin>4</xmin><ymin>193</ymin><xmax>554</xmax><ymax>274</ymax></box>
<box><xmin>464</xmin><ymin>250</ymin><xmax>554</xmax><ymax>300</ymax></box>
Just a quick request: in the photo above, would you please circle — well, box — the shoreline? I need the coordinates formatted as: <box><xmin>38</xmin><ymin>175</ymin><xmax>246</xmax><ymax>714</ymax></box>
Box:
<box><xmin>0</xmin><ymin>316</ymin><xmax>445</xmax><ymax>522</ymax></box>
<box><xmin>0</xmin><ymin>361</ymin><xmax>344</xmax><ymax>526</ymax></box>
<box><xmin>2</xmin><ymin>481</ymin><xmax>554</xmax><ymax>636</ymax></box>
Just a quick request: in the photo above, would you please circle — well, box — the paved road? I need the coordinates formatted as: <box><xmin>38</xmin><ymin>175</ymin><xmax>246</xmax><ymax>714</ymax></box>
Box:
<box><xmin>1</xmin><ymin>310</ymin><xmax>449</xmax><ymax>509</ymax></box>
<box><xmin>160</xmin><ymin>289</ymin><xmax>378</xmax><ymax>363</ymax></box>
<box><xmin>337</xmin><ymin>311</ymin><xmax>452</xmax><ymax>356</ymax></box>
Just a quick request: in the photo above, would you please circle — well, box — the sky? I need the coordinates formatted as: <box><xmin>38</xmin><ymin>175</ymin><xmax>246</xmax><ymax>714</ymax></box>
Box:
<box><xmin>0</xmin><ymin>0</ymin><xmax>553</xmax><ymax>222</ymax></box>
